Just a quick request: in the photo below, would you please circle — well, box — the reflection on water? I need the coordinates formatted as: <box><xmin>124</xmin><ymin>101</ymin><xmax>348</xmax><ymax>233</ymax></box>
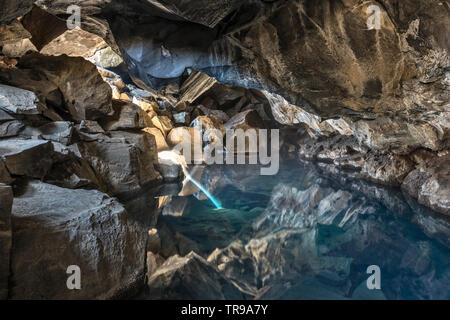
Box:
<box><xmin>154</xmin><ymin>160</ymin><xmax>450</xmax><ymax>300</ymax></box>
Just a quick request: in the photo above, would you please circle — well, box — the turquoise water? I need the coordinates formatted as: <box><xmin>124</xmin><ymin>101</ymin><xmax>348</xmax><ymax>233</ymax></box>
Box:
<box><xmin>157</xmin><ymin>160</ymin><xmax>450</xmax><ymax>300</ymax></box>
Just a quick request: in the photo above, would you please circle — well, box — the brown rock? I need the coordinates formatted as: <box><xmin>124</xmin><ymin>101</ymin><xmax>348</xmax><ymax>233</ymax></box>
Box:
<box><xmin>0</xmin><ymin>184</ymin><xmax>13</xmax><ymax>300</ymax></box>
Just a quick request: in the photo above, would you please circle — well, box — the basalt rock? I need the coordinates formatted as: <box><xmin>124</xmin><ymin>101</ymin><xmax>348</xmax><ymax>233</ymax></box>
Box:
<box><xmin>103</xmin><ymin>100</ymin><xmax>152</xmax><ymax>131</ymax></box>
<box><xmin>0</xmin><ymin>84</ymin><xmax>42</xmax><ymax>115</ymax></box>
<box><xmin>0</xmin><ymin>138</ymin><xmax>54</xmax><ymax>179</ymax></box>
<box><xmin>78</xmin><ymin>131</ymin><xmax>161</xmax><ymax>196</ymax></box>
<box><xmin>0</xmin><ymin>53</ymin><xmax>113</xmax><ymax>121</ymax></box>
<box><xmin>10</xmin><ymin>181</ymin><xmax>148</xmax><ymax>299</ymax></box>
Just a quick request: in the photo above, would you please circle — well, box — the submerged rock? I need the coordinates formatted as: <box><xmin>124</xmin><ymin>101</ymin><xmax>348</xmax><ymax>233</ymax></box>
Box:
<box><xmin>10</xmin><ymin>181</ymin><xmax>148</xmax><ymax>299</ymax></box>
<box><xmin>147</xmin><ymin>252</ymin><xmax>245</xmax><ymax>300</ymax></box>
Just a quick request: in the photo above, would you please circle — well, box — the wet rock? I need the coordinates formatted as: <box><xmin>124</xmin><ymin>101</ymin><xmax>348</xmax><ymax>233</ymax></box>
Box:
<box><xmin>78</xmin><ymin>131</ymin><xmax>161</xmax><ymax>196</ymax></box>
<box><xmin>147</xmin><ymin>252</ymin><xmax>244</xmax><ymax>300</ymax></box>
<box><xmin>162</xmin><ymin>197</ymin><xmax>189</xmax><ymax>217</ymax></box>
<box><xmin>361</xmin><ymin>154</ymin><xmax>415</xmax><ymax>186</ymax></box>
<box><xmin>0</xmin><ymin>184</ymin><xmax>13</xmax><ymax>300</ymax></box>
<box><xmin>0</xmin><ymin>138</ymin><xmax>53</xmax><ymax>179</ymax></box>
<box><xmin>10</xmin><ymin>181</ymin><xmax>148</xmax><ymax>299</ymax></box>
<box><xmin>103</xmin><ymin>101</ymin><xmax>152</xmax><ymax>131</ymax></box>
<box><xmin>402</xmin><ymin>154</ymin><xmax>450</xmax><ymax>215</ymax></box>
<box><xmin>0</xmin><ymin>84</ymin><xmax>42</xmax><ymax>115</ymax></box>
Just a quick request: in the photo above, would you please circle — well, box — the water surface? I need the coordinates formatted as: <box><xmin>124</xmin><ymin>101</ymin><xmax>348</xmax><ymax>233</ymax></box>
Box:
<box><xmin>155</xmin><ymin>160</ymin><xmax>450</xmax><ymax>300</ymax></box>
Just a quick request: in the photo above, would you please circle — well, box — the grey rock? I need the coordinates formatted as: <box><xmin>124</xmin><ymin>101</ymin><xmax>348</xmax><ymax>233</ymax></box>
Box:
<box><xmin>37</xmin><ymin>121</ymin><xmax>74</xmax><ymax>145</ymax></box>
<box><xmin>0</xmin><ymin>84</ymin><xmax>41</xmax><ymax>115</ymax></box>
<box><xmin>402</xmin><ymin>154</ymin><xmax>450</xmax><ymax>215</ymax></box>
<box><xmin>78</xmin><ymin>131</ymin><xmax>161</xmax><ymax>196</ymax></box>
<box><xmin>1</xmin><ymin>53</ymin><xmax>113</xmax><ymax>121</ymax></box>
<box><xmin>0</xmin><ymin>120</ymin><xmax>24</xmax><ymax>138</ymax></box>
<box><xmin>0</xmin><ymin>138</ymin><xmax>53</xmax><ymax>178</ymax></box>
<box><xmin>0</xmin><ymin>109</ymin><xmax>14</xmax><ymax>122</ymax></box>
<box><xmin>10</xmin><ymin>181</ymin><xmax>148</xmax><ymax>299</ymax></box>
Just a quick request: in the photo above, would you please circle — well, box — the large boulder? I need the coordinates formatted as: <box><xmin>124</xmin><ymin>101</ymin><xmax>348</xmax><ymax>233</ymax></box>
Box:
<box><xmin>0</xmin><ymin>184</ymin><xmax>13</xmax><ymax>299</ymax></box>
<box><xmin>147</xmin><ymin>252</ymin><xmax>245</xmax><ymax>299</ymax></box>
<box><xmin>10</xmin><ymin>181</ymin><xmax>148</xmax><ymax>299</ymax></box>
<box><xmin>103</xmin><ymin>101</ymin><xmax>152</xmax><ymax>131</ymax></box>
<box><xmin>1</xmin><ymin>53</ymin><xmax>113</xmax><ymax>121</ymax></box>
<box><xmin>43</xmin><ymin>142</ymin><xmax>103</xmax><ymax>191</ymax></box>
<box><xmin>0</xmin><ymin>138</ymin><xmax>54</xmax><ymax>179</ymax></box>
<box><xmin>78</xmin><ymin>131</ymin><xmax>161</xmax><ymax>196</ymax></box>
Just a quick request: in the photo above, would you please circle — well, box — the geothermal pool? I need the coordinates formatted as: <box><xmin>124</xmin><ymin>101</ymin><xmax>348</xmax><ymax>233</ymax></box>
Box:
<box><xmin>143</xmin><ymin>160</ymin><xmax>450</xmax><ymax>300</ymax></box>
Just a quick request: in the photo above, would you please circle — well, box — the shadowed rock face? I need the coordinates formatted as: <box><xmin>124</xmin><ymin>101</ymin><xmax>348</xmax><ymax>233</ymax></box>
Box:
<box><xmin>10</xmin><ymin>181</ymin><xmax>148</xmax><ymax>299</ymax></box>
